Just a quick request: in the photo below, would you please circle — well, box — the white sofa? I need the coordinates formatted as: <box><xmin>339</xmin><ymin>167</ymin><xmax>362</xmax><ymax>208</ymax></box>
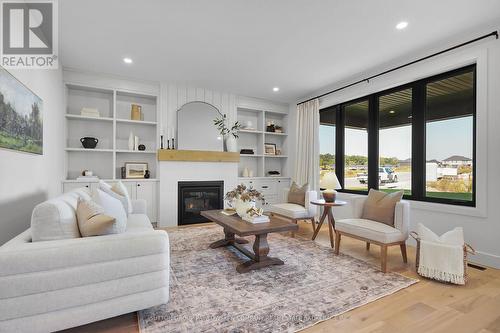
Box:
<box><xmin>0</xmin><ymin>188</ymin><xmax>170</xmax><ymax>333</ymax></box>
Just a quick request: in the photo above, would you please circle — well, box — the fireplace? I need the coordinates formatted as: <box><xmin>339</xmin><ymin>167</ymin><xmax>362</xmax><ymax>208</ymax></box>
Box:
<box><xmin>178</xmin><ymin>181</ymin><xmax>224</xmax><ymax>225</ymax></box>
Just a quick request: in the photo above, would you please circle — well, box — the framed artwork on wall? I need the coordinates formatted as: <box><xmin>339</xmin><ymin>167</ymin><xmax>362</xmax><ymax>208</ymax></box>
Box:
<box><xmin>0</xmin><ymin>67</ymin><xmax>43</xmax><ymax>154</ymax></box>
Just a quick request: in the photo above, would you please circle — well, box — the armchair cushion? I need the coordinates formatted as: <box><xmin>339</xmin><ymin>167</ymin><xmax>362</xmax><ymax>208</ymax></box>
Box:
<box><xmin>361</xmin><ymin>189</ymin><xmax>403</xmax><ymax>226</ymax></box>
<box><xmin>336</xmin><ymin>218</ymin><xmax>406</xmax><ymax>244</ymax></box>
<box><xmin>287</xmin><ymin>182</ymin><xmax>308</xmax><ymax>206</ymax></box>
<box><xmin>268</xmin><ymin>203</ymin><xmax>311</xmax><ymax>219</ymax></box>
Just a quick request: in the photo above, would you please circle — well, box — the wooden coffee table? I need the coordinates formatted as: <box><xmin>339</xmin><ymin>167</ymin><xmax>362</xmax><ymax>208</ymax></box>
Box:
<box><xmin>201</xmin><ymin>210</ymin><xmax>298</xmax><ymax>273</ymax></box>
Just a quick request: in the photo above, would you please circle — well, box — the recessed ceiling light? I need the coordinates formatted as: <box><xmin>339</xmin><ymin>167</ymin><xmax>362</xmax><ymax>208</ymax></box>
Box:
<box><xmin>123</xmin><ymin>57</ymin><xmax>133</xmax><ymax>64</ymax></box>
<box><xmin>396</xmin><ymin>21</ymin><xmax>408</xmax><ymax>30</ymax></box>
<box><xmin>389</xmin><ymin>110</ymin><xmax>395</xmax><ymax>114</ymax></box>
<box><xmin>273</xmin><ymin>87</ymin><xmax>280</xmax><ymax>92</ymax></box>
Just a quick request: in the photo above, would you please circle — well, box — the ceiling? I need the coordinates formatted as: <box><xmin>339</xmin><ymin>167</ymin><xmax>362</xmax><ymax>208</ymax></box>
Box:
<box><xmin>59</xmin><ymin>0</ymin><xmax>500</xmax><ymax>103</ymax></box>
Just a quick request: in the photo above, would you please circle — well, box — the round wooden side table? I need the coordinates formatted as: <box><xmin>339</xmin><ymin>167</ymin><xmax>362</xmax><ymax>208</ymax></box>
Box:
<box><xmin>310</xmin><ymin>199</ymin><xmax>347</xmax><ymax>248</ymax></box>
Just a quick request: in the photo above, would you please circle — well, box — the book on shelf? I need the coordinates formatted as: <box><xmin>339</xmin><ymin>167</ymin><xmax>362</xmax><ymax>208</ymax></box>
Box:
<box><xmin>80</xmin><ymin>107</ymin><xmax>100</xmax><ymax>118</ymax></box>
<box><xmin>76</xmin><ymin>176</ymin><xmax>99</xmax><ymax>182</ymax></box>
<box><xmin>243</xmin><ymin>215</ymin><xmax>270</xmax><ymax>224</ymax></box>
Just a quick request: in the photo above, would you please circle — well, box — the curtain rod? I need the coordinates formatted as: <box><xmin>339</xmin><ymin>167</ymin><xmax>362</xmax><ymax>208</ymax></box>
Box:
<box><xmin>297</xmin><ymin>30</ymin><xmax>498</xmax><ymax>105</ymax></box>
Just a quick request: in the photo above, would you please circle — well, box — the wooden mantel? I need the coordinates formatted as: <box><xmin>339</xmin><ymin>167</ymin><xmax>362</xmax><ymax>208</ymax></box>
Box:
<box><xmin>157</xmin><ymin>149</ymin><xmax>240</xmax><ymax>162</ymax></box>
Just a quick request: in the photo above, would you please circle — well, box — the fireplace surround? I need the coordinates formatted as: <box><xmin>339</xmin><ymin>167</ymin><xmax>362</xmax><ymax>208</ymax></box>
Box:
<box><xmin>178</xmin><ymin>181</ymin><xmax>224</xmax><ymax>225</ymax></box>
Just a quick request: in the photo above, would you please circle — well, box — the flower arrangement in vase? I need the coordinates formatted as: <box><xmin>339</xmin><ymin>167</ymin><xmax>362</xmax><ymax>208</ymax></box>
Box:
<box><xmin>213</xmin><ymin>114</ymin><xmax>242</xmax><ymax>152</ymax></box>
<box><xmin>225</xmin><ymin>184</ymin><xmax>266</xmax><ymax>218</ymax></box>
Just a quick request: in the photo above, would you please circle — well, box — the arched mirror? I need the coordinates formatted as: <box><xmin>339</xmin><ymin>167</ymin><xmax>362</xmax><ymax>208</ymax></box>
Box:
<box><xmin>177</xmin><ymin>101</ymin><xmax>223</xmax><ymax>151</ymax></box>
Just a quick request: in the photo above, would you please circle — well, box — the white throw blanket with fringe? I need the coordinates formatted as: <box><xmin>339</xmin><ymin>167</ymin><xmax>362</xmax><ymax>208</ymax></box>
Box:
<box><xmin>418</xmin><ymin>239</ymin><xmax>465</xmax><ymax>285</ymax></box>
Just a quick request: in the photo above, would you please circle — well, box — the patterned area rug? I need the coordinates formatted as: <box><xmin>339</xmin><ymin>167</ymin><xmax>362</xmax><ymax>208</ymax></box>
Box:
<box><xmin>138</xmin><ymin>225</ymin><xmax>417</xmax><ymax>333</ymax></box>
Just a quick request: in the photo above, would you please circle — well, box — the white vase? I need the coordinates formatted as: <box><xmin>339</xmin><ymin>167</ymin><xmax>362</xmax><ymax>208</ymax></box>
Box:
<box><xmin>242</xmin><ymin>167</ymin><xmax>249</xmax><ymax>177</ymax></box>
<box><xmin>234</xmin><ymin>199</ymin><xmax>256</xmax><ymax>218</ymax></box>
<box><xmin>225</xmin><ymin>136</ymin><xmax>238</xmax><ymax>152</ymax></box>
<box><xmin>128</xmin><ymin>132</ymin><xmax>134</xmax><ymax>150</ymax></box>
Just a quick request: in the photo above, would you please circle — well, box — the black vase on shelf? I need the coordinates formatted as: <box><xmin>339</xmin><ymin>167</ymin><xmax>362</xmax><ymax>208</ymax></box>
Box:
<box><xmin>80</xmin><ymin>137</ymin><xmax>98</xmax><ymax>149</ymax></box>
<box><xmin>138</xmin><ymin>144</ymin><xmax>146</xmax><ymax>151</ymax></box>
<box><xmin>144</xmin><ymin>170</ymin><xmax>151</xmax><ymax>179</ymax></box>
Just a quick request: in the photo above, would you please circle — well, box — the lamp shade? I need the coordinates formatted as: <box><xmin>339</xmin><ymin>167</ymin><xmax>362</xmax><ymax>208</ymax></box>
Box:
<box><xmin>320</xmin><ymin>172</ymin><xmax>341</xmax><ymax>190</ymax></box>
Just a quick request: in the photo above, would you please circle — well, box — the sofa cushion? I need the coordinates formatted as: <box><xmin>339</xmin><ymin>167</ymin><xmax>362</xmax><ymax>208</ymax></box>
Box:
<box><xmin>336</xmin><ymin>218</ymin><xmax>405</xmax><ymax>244</ymax></box>
<box><xmin>361</xmin><ymin>189</ymin><xmax>403</xmax><ymax>226</ymax></box>
<box><xmin>93</xmin><ymin>189</ymin><xmax>127</xmax><ymax>234</ymax></box>
<box><xmin>99</xmin><ymin>180</ymin><xmax>132</xmax><ymax>215</ymax></box>
<box><xmin>269</xmin><ymin>203</ymin><xmax>310</xmax><ymax>219</ymax></box>
<box><xmin>76</xmin><ymin>198</ymin><xmax>117</xmax><ymax>237</ymax></box>
<box><xmin>31</xmin><ymin>188</ymin><xmax>91</xmax><ymax>242</ymax></box>
<box><xmin>287</xmin><ymin>182</ymin><xmax>308</xmax><ymax>206</ymax></box>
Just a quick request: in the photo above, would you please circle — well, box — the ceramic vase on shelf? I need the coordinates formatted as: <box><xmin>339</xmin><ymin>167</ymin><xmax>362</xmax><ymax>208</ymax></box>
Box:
<box><xmin>225</xmin><ymin>135</ymin><xmax>238</xmax><ymax>152</ymax></box>
<box><xmin>128</xmin><ymin>132</ymin><xmax>134</xmax><ymax>151</ymax></box>
<box><xmin>234</xmin><ymin>198</ymin><xmax>256</xmax><ymax>218</ymax></box>
<box><xmin>242</xmin><ymin>167</ymin><xmax>249</xmax><ymax>177</ymax></box>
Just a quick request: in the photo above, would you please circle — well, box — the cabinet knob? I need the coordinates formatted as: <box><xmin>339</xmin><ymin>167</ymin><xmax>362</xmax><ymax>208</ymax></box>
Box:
<box><xmin>137</xmin><ymin>184</ymin><xmax>141</xmax><ymax>187</ymax></box>
<box><xmin>262</xmin><ymin>185</ymin><xmax>268</xmax><ymax>189</ymax></box>
<box><xmin>85</xmin><ymin>185</ymin><xmax>89</xmax><ymax>188</ymax></box>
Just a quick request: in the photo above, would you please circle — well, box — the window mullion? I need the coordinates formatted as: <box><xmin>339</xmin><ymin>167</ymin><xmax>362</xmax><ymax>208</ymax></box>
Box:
<box><xmin>412</xmin><ymin>83</ymin><xmax>425</xmax><ymax>200</ymax></box>
<box><xmin>336</xmin><ymin>105</ymin><xmax>345</xmax><ymax>189</ymax></box>
<box><xmin>368</xmin><ymin>95</ymin><xmax>379</xmax><ymax>190</ymax></box>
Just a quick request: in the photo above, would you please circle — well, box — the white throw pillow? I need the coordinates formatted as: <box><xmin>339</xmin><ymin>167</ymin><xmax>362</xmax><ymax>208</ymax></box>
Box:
<box><xmin>99</xmin><ymin>180</ymin><xmax>133</xmax><ymax>214</ymax></box>
<box><xmin>93</xmin><ymin>189</ymin><xmax>127</xmax><ymax>234</ymax></box>
<box><xmin>417</xmin><ymin>223</ymin><xmax>464</xmax><ymax>246</ymax></box>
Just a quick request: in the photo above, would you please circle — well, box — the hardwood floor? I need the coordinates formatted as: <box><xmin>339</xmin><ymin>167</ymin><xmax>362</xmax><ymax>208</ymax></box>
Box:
<box><xmin>62</xmin><ymin>221</ymin><xmax>500</xmax><ymax>333</ymax></box>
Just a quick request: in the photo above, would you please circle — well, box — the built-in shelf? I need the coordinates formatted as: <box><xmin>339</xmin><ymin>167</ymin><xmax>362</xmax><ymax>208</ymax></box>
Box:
<box><xmin>65</xmin><ymin>148</ymin><xmax>113</xmax><ymax>153</ymax></box>
<box><xmin>65</xmin><ymin>114</ymin><xmax>114</xmax><ymax>122</ymax></box>
<box><xmin>240</xmin><ymin>154</ymin><xmax>264</xmax><ymax>157</ymax></box>
<box><xmin>116</xmin><ymin>149</ymin><xmax>157</xmax><ymax>154</ymax></box>
<box><xmin>264</xmin><ymin>132</ymin><xmax>287</xmax><ymax>136</ymax></box>
<box><xmin>116</xmin><ymin>119</ymin><xmax>157</xmax><ymax>126</ymax></box>
<box><xmin>264</xmin><ymin>155</ymin><xmax>288</xmax><ymax>158</ymax></box>
<box><xmin>62</xmin><ymin>178</ymin><xmax>159</xmax><ymax>183</ymax></box>
<box><xmin>238</xmin><ymin>129</ymin><xmax>263</xmax><ymax>134</ymax></box>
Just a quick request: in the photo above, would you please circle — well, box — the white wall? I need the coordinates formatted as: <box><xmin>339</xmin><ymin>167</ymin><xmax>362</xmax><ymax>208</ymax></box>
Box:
<box><xmin>295</xmin><ymin>33</ymin><xmax>500</xmax><ymax>268</ymax></box>
<box><xmin>0</xmin><ymin>68</ymin><xmax>65</xmax><ymax>245</ymax></box>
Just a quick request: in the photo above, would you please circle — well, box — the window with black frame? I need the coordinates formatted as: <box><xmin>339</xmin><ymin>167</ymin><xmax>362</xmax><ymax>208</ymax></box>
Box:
<box><xmin>318</xmin><ymin>64</ymin><xmax>476</xmax><ymax>206</ymax></box>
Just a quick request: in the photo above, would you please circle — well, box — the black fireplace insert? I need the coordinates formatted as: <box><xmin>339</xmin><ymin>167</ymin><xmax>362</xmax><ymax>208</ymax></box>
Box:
<box><xmin>178</xmin><ymin>181</ymin><xmax>224</xmax><ymax>225</ymax></box>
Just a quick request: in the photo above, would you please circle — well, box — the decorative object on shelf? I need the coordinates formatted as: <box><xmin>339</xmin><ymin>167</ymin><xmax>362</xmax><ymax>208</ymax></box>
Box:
<box><xmin>242</xmin><ymin>167</ymin><xmax>249</xmax><ymax>177</ymax></box>
<box><xmin>248</xmin><ymin>169</ymin><xmax>254</xmax><ymax>177</ymax></box>
<box><xmin>80</xmin><ymin>107</ymin><xmax>100</xmax><ymax>118</ymax></box>
<box><xmin>213</xmin><ymin>113</ymin><xmax>241</xmax><ymax>152</ymax></box>
<box><xmin>138</xmin><ymin>144</ymin><xmax>146</xmax><ymax>151</ymax></box>
<box><xmin>274</xmin><ymin>125</ymin><xmax>283</xmax><ymax>133</ymax></box>
<box><xmin>166</xmin><ymin>127</ymin><xmax>176</xmax><ymax>150</ymax></box>
<box><xmin>320</xmin><ymin>171</ymin><xmax>341</xmax><ymax>202</ymax></box>
<box><xmin>121</xmin><ymin>166</ymin><xmax>126</xmax><ymax>179</ymax></box>
<box><xmin>268</xmin><ymin>170</ymin><xmax>281</xmax><ymax>177</ymax></box>
<box><xmin>0</xmin><ymin>67</ymin><xmax>43</xmax><ymax>155</ymax></box>
<box><xmin>144</xmin><ymin>170</ymin><xmax>151</xmax><ymax>179</ymax></box>
<box><xmin>276</xmin><ymin>149</ymin><xmax>282</xmax><ymax>155</ymax></box>
<box><xmin>225</xmin><ymin>184</ymin><xmax>266</xmax><ymax>218</ymax></box>
<box><xmin>264</xmin><ymin>143</ymin><xmax>277</xmax><ymax>155</ymax></box>
<box><xmin>160</xmin><ymin>129</ymin><xmax>164</xmax><ymax>149</ymax></box>
<box><xmin>240</xmin><ymin>149</ymin><xmax>254</xmax><ymax>155</ymax></box>
<box><xmin>266</xmin><ymin>121</ymin><xmax>276</xmax><ymax>133</ymax></box>
<box><xmin>80</xmin><ymin>137</ymin><xmax>98</xmax><ymax>149</ymax></box>
<box><xmin>172</xmin><ymin>137</ymin><xmax>175</xmax><ymax>150</ymax></box>
<box><xmin>124</xmin><ymin>162</ymin><xmax>148</xmax><ymax>179</ymax></box>
<box><xmin>82</xmin><ymin>170</ymin><xmax>93</xmax><ymax>177</ymax></box>
<box><xmin>128</xmin><ymin>131</ymin><xmax>134</xmax><ymax>151</ymax></box>
<box><xmin>131</xmin><ymin>104</ymin><xmax>142</xmax><ymax>121</ymax></box>
<box><xmin>242</xmin><ymin>120</ymin><xmax>254</xmax><ymax>130</ymax></box>
<box><xmin>134</xmin><ymin>135</ymin><xmax>139</xmax><ymax>150</ymax></box>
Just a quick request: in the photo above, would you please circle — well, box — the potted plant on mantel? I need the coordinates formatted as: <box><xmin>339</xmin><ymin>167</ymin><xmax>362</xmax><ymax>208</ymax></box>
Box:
<box><xmin>213</xmin><ymin>114</ymin><xmax>241</xmax><ymax>152</ymax></box>
<box><xmin>225</xmin><ymin>184</ymin><xmax>266</xmax><ymax>218</ymax></box>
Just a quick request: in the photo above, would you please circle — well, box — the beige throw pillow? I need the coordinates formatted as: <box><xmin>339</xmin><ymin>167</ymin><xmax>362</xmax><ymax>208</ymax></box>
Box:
<box><xmin>287</xmin><ymin>182</ymin><xmax>308</xmax><ymax>206</ymax></box>
<box><xmin>76</xmin><ymin>198</ymin><xmax>117</xmax><ymax>237</ymax></box>
<box><xmin>361</xmin><ymin>189</ymin><xmax>403</xmax><ymax>226</ymax></box>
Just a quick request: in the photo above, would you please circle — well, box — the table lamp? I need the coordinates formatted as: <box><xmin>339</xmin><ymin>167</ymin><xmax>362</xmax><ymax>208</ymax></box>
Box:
<box><xmin>320</xmin><ymin>172</ymin><xmax>341</xmax><ymax>202</ymax></box>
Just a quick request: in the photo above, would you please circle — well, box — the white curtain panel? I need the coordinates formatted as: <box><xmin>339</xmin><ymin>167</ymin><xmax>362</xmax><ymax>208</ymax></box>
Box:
<box><xmin>294</xmin><ymin>99</ymin><xmax>320</xmax><ymax>191</ymax></box>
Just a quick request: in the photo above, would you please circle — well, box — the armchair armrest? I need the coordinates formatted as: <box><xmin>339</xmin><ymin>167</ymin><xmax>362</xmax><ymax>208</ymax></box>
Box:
<box><xmin>131</xmin><ymin>199</ymin><xmax>147</xmax><ymax>214</ymax></box>
<box><xmin>305</xmin><ymin>190</ymin><xmax>318</xmax><ymax>217</ymax></box>
<box><xmin>394</xmin><ymin>200</ymin><xmax>410</xmax><ymax>238</ymax></box>
<box><xmin>351</xmin><ymin>196</ymin><xmax>367</xmax><ymax>219</ymax></box>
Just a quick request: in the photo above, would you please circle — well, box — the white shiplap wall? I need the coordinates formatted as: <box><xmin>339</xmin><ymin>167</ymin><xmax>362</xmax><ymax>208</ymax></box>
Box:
<box><xmin>161</xmin><ymin>83</ymin><xmax>237</xmax><ymax>135</ymax></box>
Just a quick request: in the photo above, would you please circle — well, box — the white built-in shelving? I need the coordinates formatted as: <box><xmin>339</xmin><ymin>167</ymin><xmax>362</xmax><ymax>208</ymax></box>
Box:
<box><xmin>236</xmin><ymin>106</ymin><xmax>289</xmax><ymax>178</ymax></box>
<box><xmin>64</xmin><ymin>83</ymin><xmax>159</xmax><ymax>181</ymax></box>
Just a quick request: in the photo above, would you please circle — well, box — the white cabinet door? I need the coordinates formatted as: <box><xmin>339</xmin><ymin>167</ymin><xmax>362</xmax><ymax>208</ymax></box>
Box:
<box><xmin>136</xmin><ymin>182</ymin><xmax>157</xmax><ymax>222</ymax></box>
<box><xmin>276</xmin><ymin>179</ymin><xmax>291</xmax><ymax>202</ymax></box>
<box><xmin>63</xmin><ymin>182</ymin><xmax>91</xmax><ymax>193</ymax></box>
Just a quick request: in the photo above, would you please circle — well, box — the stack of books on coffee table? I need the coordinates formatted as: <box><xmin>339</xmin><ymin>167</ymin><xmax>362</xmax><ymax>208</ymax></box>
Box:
<box><xmin>243</xmin><ymin>215</ymin><xmax>270</xmax><ymax>224</ymax></box>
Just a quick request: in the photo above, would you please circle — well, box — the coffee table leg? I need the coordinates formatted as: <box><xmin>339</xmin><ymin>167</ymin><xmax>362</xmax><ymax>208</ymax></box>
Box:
<box><xmin>209</xmin><ymin>228</ymin><xmax>249</xmax><ymax>249</ymax></box>
<box><xmin>236</xmin><ymin>233</ymin><xmax>284</xmax><ymax>273</ymax></box>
